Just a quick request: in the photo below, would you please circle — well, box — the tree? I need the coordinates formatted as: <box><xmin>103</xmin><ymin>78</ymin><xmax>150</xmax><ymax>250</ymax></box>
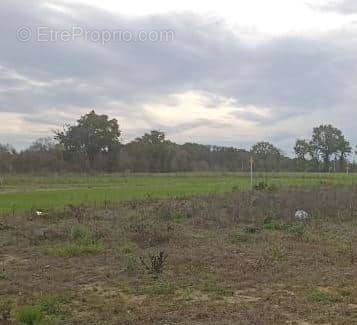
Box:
<box><xmin>135</xmin><ymin>130</ymin><xmax>166</xmax><ymax>145</ymax></box>
<box><xmin>130</xmin><ymin>131</ymin><xmax>174</xmax><ymax>172</ymax></box>
<box><xmin>251</xmin><ymin>142</ymin><xmax>281</xmax><ymax>171</ymax></box>
<box><xmin>336</xmin><ymin>135</ymin><xmax>351</xmax><ymax>171</ymax></box>
<box><xmin>311</xmin><ymin>125</ymin><xmax>343</xmax><ymax>171</ymax></box>
<box><xmin>29</xmin><ymin>137</ymin><xmax>56</xmax><ymax>152</ymax></box>
<box><xmin>294</xmin><ymin>139</ymin><xmax>311</xmax><ymax>161</ymax></box>
<box><xmin>294</xmin><ymin>139</ymin><xmax>312</xmax><ymax>171</ymax></box>
<box><xmin>55</xmin><ymin>110</ymin><xmax>121</xmax><ymax>169</ymax></box>
<box><xmin>0</xmin><ymin>144</ymin><xmax>16</xmax><ymax>173</ymax></box>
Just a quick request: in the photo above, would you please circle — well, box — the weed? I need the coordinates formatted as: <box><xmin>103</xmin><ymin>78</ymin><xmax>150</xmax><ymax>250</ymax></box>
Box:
<box><xmin>229</xmin><ymin>230</ymin><xmax>250</xmax><ymax>243</ymax></box>
<box><xmin>254</xmin><ymin>181</ymin><xmax>269</xmax><ymax>191</ymax></box>
<box><xmin>15</xmin><ymin>296</ymin><xmax>69</xmax><ymax>325</ymax></box>
<box><xmin>70</xmin><ymin>225</ymin><xmax>95</xmax><ymax>243</ymax></box>
<box><xmin>119</xmin><ymin>243</ymin><xmax>137</xmax><ymax>255</ymax></box>
<box><xmin>243</xmin><ymin>226</ymin><xmax>258</xmax><ymax>234</ymax></box>
<box><xmin>38</xmin><ymin>295</ymin><xmax>63</xmax><ymax>316</ymax></box>
<box><xmin>263</xmin><ymin>217</ymin><xmax>284</xmax><ymax>231</ymax></box>
<box><xmin>270</xmin><ymin>246</ymin><xmax>285</xmax><ymax>262</ymax></box>
<box><xmin>140</xmin><ymin>251</ymin><xmax>168</xmax><ymax>278</ymax></box>
<box><xmin>67</xmin><ymin>204</ymin><xmax>88</xmax><ymax>223</ymax></box>
<box><xmin>0</xmin><ymin>299</ymin><xmax>12</xmax><ymax>322</ymax></box>
<box><xmin>171</xmin><ymin>213</ymin><xmax>188</xmax><ymax>224</ymax></box>
<box><xmin>47</xmin><ymin>225</ymin><xmax>104</xmax><ymax>257</ymax></box>
<box><xmin>123</xmin><ymin>254</ymin><xmax>139</xmax><ymax>275</ymax></box>
<box><xmin>347</xmin><ymin>240</ymin><xmax>354</xmax><ymax>265</ymax></box>
<box><xmin>130</xmin><ymin>221</ymin><xmax>171</xmax><ymax>248</ymax></box>
<box><xmin>141</xmin><ymin>281</ymin><xmax>176</xmax><ymax>296</ymax></box>
<box><xmin>267</xmin><ymin>184</ymin><xmax>279</xmax><ymax>192</ymax></box>
<box><xmin>199</xmin><ymin>282</ymin><xmax>234</xmax><ymax>297</ymax></box>
<box><xmin>0</xmin><ymin>271</ymin><xmax>8</xmax><ymax>280</ymax></box>
<box><xmin>307</xmin><ymin>289</ymin><xmax>342</xmax><ymax>303</ymax></box>
<box><xmin>15</xmin><ymin>305</ymin><xmax>44</xmax><ymax>325</ymax></box>
<box><xmin>285</xmin><ymin>223</ymin><xmax>306</xmax><ymax>238</ymax></box>
<box><xmin>48</xmin><ymin>242</ymin><xmax>104</xmax><ymax>257</ymax></box>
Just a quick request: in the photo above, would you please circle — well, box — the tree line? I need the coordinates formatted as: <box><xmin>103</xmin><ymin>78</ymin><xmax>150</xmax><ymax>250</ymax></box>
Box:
<box><xmin>0</xmin><ymin>111</ymin><xmax>355</xmax><ymax>173</ymax></box>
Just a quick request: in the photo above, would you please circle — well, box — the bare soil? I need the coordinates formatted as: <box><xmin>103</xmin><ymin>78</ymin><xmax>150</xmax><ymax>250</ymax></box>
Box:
<box><xmin>1</xmin><ymin>186</ymin><xmax>357</xmax><ymax>324</ymax></box>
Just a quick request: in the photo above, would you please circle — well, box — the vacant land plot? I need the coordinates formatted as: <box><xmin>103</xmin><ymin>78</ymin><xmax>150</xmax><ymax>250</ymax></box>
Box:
<box><xmin>0</xmin><ymin>173</ymin><xmax>357</xmax><ymax>214</ymax></box>
<box><xmin>1</xmin><ymin>186</ymin><xmax>357</xmax><ymax>324</ymax></box>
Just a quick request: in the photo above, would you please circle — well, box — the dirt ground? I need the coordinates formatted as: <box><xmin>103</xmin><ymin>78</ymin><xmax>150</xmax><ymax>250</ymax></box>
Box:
<box><xmin>2</xmin><ymin>186</ymin><xmax>357</xmax><ymax>324</ymax></box>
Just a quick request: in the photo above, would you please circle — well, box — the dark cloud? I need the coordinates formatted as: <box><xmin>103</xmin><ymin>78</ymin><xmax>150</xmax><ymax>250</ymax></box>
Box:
<box><xmin>0</xmin><ymin>0</ymin><xmax>357</xmax><ymax>151</ymax></box>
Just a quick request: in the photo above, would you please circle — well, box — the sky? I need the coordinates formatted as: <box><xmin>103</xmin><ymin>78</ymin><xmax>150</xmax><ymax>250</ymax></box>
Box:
<box><xmin>0</xmin><ymin>0</ymin><xmax>357</xmax><ymax>155</ymax></box>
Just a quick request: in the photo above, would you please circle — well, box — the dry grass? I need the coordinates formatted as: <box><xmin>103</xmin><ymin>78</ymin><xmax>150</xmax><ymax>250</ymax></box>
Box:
<box><xmin>2</xmin><ymin>186</ymin><xmax>357</xmax><ymax>324</ymax></box>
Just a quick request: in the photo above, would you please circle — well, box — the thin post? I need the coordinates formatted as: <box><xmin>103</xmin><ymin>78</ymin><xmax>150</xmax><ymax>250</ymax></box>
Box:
<box><xmin>250</xmin><ymin>156</ymin><xmax>254</xmax><ymax>190</ymax></box>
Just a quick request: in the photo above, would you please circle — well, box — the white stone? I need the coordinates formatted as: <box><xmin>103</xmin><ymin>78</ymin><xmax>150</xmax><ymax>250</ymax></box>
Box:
<box><xmin>295</xmin><ymin>210</ymin><xmax>309</xmax><ymax>220</ymax></box>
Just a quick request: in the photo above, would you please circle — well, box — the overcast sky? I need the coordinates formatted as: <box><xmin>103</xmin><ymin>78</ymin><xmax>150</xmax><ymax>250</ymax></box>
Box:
<box><xmin>0</xmin><ymin>0</ymin><xmax>356</xmax><ymax>154</ymax></box>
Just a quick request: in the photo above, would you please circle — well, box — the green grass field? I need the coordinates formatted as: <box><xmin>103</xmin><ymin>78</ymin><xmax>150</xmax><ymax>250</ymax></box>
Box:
<box><xmin>0</xmin><ymin>172</ymin><xmax>356</xmax><ymax>215</ymax></box>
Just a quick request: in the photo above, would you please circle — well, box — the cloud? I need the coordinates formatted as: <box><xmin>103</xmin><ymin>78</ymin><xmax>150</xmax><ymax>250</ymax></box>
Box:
<box><xmin>317</xmin><ymin>0</ymin><xmax>357</xmax><ymax>15</ymax></box>
<box><xmin>0</xmin><ymin>0</ymin><xmax>357</xmax><ymax>152</ymax></box>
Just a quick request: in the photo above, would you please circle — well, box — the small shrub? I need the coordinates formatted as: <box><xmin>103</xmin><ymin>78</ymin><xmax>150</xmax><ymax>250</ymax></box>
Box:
<box><xmin>254</xmin><ymin>181</ymin><xmax>269</xmax><ymax>191</ymax></box>
<box><xmin>15</xmin><ymin>305</ymin><xmax>44</xmax><ymax>325</ymax></box>
<box><xmin>140</xmin><ymin>251</ymin><xmax>168</xmax><ymax>278</ymax></box>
